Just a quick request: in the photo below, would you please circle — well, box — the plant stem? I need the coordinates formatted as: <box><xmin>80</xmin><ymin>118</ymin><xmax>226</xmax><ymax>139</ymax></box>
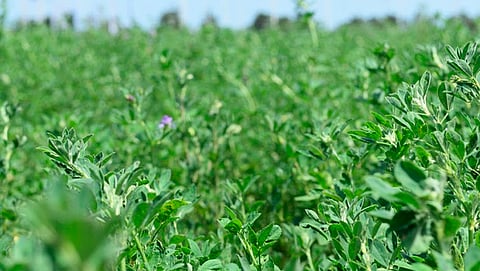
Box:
<box><xmin>468</xmin><ymin>200</ymin><xmax>479</xmax><ymax>248</ymax></box>
<box><xmin>120</xmin><ymin>258</ymin><xmax>126</xmax><ymax>271</ymax></box>
<box><xmin>361</xmin><ymin>239</ymin><xmax>372</xmax><ymax>271</ymax></box>
<box><xmin>305</xmin><ymin>248</ymin><xmax>315</xmax><ymax>271</ymax></box>
<box><xmin>307</xmin><ymin>18</ymin><xmax>318</xmax><ymax>47</ymax></box>
<box><xmin>239</xmin><ymin>231</ymin><xmax>258</xmax><ymax>267</ymax></box>
<box><xmin>134</xmin><ymin>233</ymin><xmax>152</xmax><ymax>271</ymax></box>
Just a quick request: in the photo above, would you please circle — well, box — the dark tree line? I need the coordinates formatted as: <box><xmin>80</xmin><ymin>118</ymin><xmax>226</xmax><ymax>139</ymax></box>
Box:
<box><xmin>342</xmin><ymin>13</ymin><xmax>478</xmax><ymax>32</ymax></box>
<box><xmin>8</xmin><ymin>9</ymin><xmax>480</xmax><ymax>33</ymax></box>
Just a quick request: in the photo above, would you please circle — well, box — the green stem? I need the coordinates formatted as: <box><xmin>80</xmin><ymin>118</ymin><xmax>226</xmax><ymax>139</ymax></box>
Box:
<box><xmin>120</xmin><ymin>258</ymin><xmax>126</xmax><ymax>271</ymax></box>
<box><xmin>305</xmin><ymin>248</ymin><xmax>315</xmax><ymax>271</ymax></box>
<box><xmin>239</xmin><ymin>231</ymin><xmax>258</xmax><ymax>267</ymax></box>
<box><xmin>361</xmin><ymin>239</ymin><xmax>372</xmax><ymax>271</ymax></box>
<box><xmin>471</xmin><ymin>76</ymin><xmax>480</xmax><ymax>91</ymax></box>
<box><xmin>180</xmin><ymin>85</ymin><xmax>187</xmax><ymax>122</ymax></box>
<box><xmin>134</xmin><ymin>233</ymin><xmax>152</xmax><ymax>271</ymax></box>
<box><xmin>468</xmin><ymin>205</ymin><xmax>478</xmax><ymax>247</ymax></box>
<box><xmin>307</xmin><ymin>18</ymin><xmax>318</xmax><ymax>47</ymax></box>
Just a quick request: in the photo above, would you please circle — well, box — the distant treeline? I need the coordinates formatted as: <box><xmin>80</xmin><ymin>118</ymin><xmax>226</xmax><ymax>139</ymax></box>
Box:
<box><xmin>10</xmin><ymin>11</ymin><xmax>298</xmax><ymax>32</ymax></box>
<box><xmin>9</xmin><ymin>10</ymin><xmax>480</xmax><ymax>33</ymax></box>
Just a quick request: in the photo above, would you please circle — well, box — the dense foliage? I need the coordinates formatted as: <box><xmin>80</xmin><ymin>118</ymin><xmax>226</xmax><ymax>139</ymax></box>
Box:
<box><xmin>1</xmin><ymin>14</ymin><xmax>480</xmax><ymax>271</ymax></box>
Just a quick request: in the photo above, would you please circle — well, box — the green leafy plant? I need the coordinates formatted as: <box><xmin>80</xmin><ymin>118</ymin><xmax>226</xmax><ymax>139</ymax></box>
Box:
<box><xmin>220</xmin><ymin>206</ymin><xmax>282</xmax><ymax>270</ymax></box>
<box><xmin>12</xmin><ymin>128</ymin><xmax>191</xmax><ymax>270</ymax></box>
<box><xmin>2</xmin><ymin>13</ymin><xmax>480</xmax><ymax>271</ymax></box>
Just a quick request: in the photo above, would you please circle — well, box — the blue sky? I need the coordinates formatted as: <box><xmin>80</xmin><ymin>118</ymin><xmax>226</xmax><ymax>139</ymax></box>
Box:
<box><xmin>6</xmin><ymin>0</ymin><xmax>480</xmax><ymax>30</ymax></box>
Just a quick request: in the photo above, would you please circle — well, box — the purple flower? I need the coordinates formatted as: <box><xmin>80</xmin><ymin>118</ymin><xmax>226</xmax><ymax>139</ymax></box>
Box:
<box><xmin>158</xmin><ymin>115</ymin><xmax>173</xmax><ymax>129</ymax></box>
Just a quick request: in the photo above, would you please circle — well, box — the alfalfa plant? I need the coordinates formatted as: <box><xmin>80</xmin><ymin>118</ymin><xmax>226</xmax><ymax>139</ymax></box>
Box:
<box><xmin>219</xmin><ymin>205</ymin><xmax>282</xmax><ymax>271</ymax></box>
<box><xmin>0</xmin><ymin>102</ymin><xmax>26</xmax><ymax>183</ymax></box>
<box><xmin>352</xmin><ymin>42</ymin><xmax>480</xmax><ymax>270</ymax></box>
<box><xmin>0</xmin><ymin>101</ymin><xmax>27</xmax><ymax>268</ymax></box>
<box><xmin>0</xmin><ymin>128</ymin><xmax>195</xmax><ymax>270</ymax></box>
<box><xmin>302</xmin><ymin>42</ymin><xmax>480</xmax><ymax>270</ymax></box>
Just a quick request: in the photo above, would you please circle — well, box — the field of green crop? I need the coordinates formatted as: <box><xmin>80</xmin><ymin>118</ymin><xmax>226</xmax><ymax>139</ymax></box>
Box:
<box><xmin>1</xmin><ymin>11</ymin><xmax>480</xmax><ymax>271</ymax></box>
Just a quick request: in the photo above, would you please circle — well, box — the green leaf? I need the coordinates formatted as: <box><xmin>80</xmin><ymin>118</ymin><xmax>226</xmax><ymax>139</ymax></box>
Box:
<box><xmin>156</xmin><ymin>199</ymin><xmax>189</xmax><ymax>222</ymax></box>
<box><xmin>261</xmin><ymin>258</ymin><xmax>278</xmax><ymax>271</ymax></box>
<box><xmin>394</xmin><ymin>160</ymin><xmax>426</xmax><ymax>193</ymax></box>
<box><xmin>386</xmin><ymin>95</ymin><xmax>408</xmax><ymax>114</ymax></box>
<box><xmin>0</xmin><ymin>208</ymin><xmax>16</xmax><ymax>221</ymax></box>
<box><xmin>402</xmin><ymin>223</ymin><xmax>432</xmax><ymax>254</ymax></box>
<box><xmin>305</xmin><ymin>209</ymin><xmax>320</xmax><ymax>221</ymax></box>
<box><xmin>77</xmin><ymin>183</ymin><xmax>98</xmax><ymax>212</ymax></box>
<box><xmin>415</xmin><ymin>146</ymin><xmax>432</xmax><ymax>166</ymax></box>
<box><xmin>372</xmin><ymin>111</ymin><xmax>392</xmax><ymax>128</ymax></box>
<box><xmin>437</xmin><ymin>83</ymin><xmax>449</xmax><ymax>110</ymax></box>
<box><xmin>465</xmin><ymin>245</ymin><xmax>480</xmax><ymax>271</ymax></box>
<box><xmin>245</xmin><ymin>212</ymin><xmax>261</xmax><ymax>226</ymax></box>
<box><xmin>266</xmin><ymin>225</ymin><xmax>282</xmax><ymax>242</ymax></box>
<box><xmin>348</xmin><ymin>128</ymin><xmax>379</xmax><ymax>143</ymax></box>
<box><xmin>467</xmin><ymin>132</ymin><xmax>478</xmax><ymax>154</ymax></box>
<box><xmin>228</xmin><ymin>219</ymin><xmax>243</xmax><ymax>234</ymax></box>
<box><xmin>418</xmin><ymin>71</ymin><xmax>432</xmax><ymax>96</ymax></box>
<box><xmin>408</xmin><ymin>263</ymin><xmax>435</xmax><ymax>271</ymax></box>
<box><xmin>238</xmin><ymin>256</ymin><xmax>252</xmax><ymax>271</ymax></box>
<box><xmin>188</xmin><ymin>239</ymin><xmax>203</xmax><ymax>257</ymax></box>
<box><xmin>369</xmin><ymin>209</ymin><xmax>395</xmax><ymax>221</ymax></box>
<box><xmin>226</xmin><ymin>124</ymin><xmax>242</xmax><ymax>135</ymax></box>
<box><xmin>365</xmin><ymin>176</ymin><xmax>401</xmax><ymax>202</ymax></box>
<box><xmin>94</xmin><ymin>151</ymin><xmax>114</xmax><ymax>168</ymax></box>
<box><xmin>352</xmin><ymin>221</ymin><xmax>362</xmax><ymax>236</ymax></box>
<box><xmin>453</xmin><ymin>141</ymin><xmax>466</xmax><ymax>161</ymax></box>
<box><xmin>225</xmin><ymin>206</ymin><xmax>239</xmax><ymax>220</ymax></box>
<box><xmin>295</xmin><ymin>193</ymin><xmax>321</xmax><ymax>202</ymax></box>
<box><xmin>154</xmin><ymin>169</ymin><xmax>171</xmax><ymax>194</ymax></box>
<box><xmin>448</xmin><ymin>59</ymin><xmax>474</xmax><ymax>77</ymax></box>
<box><xmin>169</xmin><ymin>235</ymin><xmax>186</xmax><ymax>244</ymax></box>
<box><xmin>332</xmin><ymin>238</ymin><xmax>347</xmax><ymax>260</ymax></box>
<box><xmin>348</xmin><ymin>237</ymin><xmax>361</xmax><ymax>260</ymax></box>
<box><xmin>218</xmin><ymin>218</ymin><xmax>231</xmax><ymax>228</ymax></box>
<box><xmin>329</xmin><ymin>224</ymin><xmax>344</xmax><ymax>239</ymax></box>
<box><xmin>219</xmin><ymin>218</ymin><xmax>242</xmax><ymax>234</ymax></box>
<box><xmin>132</xmin><ymin>202</ymin><xmax>150</xmax><ymax>229</ymax></box>
<box><xmin>224</xmin><ymin>263</ymin><xmax>242</xmax><ymax>271</ymax></box>
<box><xmin>393</xmin><ymin>191</ymin><xmax>421</xmax><ymax>210</ymax></box>
<box><xmin>452</xmin><ymin>244</ymin><xmax>464</xmax><ymax>269</ymax></box>
<box><xmin>445</xmin><ymin>44</ymin><xmax>459</xmax><ymax>58</ymax></box>
<box><xmin>300</xmin><ymin>221</ymin><xmax>329</xmax><ymax>239</ymax></box>
<box><xmin>371</xmin><ymin>240</ymin><xmax>389</xmax><ymax>267</ymax></box>
<box><xmin>474</xmin><ymin>57</ymin><xmax>480</xmax><ymax>75</ymax></box>
<box><xmin>258</xmin><ymin>224</ymin><xmax>282</xmax><ymax>246</ymax></box>
<box><xmin>432</xmin><ymin>251</ymin><xmax>456</xmax><ymax>271</ymax></box>
<box><xmin>340</xmin><ymin>221</ymin><xmax>353</xmax><ymax>239</ymax></box>
<box><xmin>444</xmin><ymin>216</ymin><xmax>464</xmax><ymax>238</ymax></box>
<box><xmin>247</xmin><ymin>226</ymin><xmax>257</xmax><ymax>247</ymax></box>
<box><xmin>198</xmin><ymin>259</ymin><xmax>222</xmax><ymax>271</ymax></box>
<box><xmin>389</xmin><ymin>209</ymin><xmax>416</xmax><ymax>234</ymax></box>
<box><xmin>239</xmin><ymin>176</ymin><xmax>258</xmax><ymax>194</ymax></box>
<box><xmin>120</xmin><ymin>162</ymin><xmax>143</xmax><ymax>194</ymax></box>
<box><xmin>364</xmin><ymin>121</ymin><xmax>382</xmax><ymax>140</ymax></box>
<box><xmin>464</xmin><ymin>42</ymin><xmax>478</xmax><ymax>63</ymax></box>
<box><xmin>391</xmin><ymin>114</ymin><xmax>412</xmax><ymax>130</ymax></box>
